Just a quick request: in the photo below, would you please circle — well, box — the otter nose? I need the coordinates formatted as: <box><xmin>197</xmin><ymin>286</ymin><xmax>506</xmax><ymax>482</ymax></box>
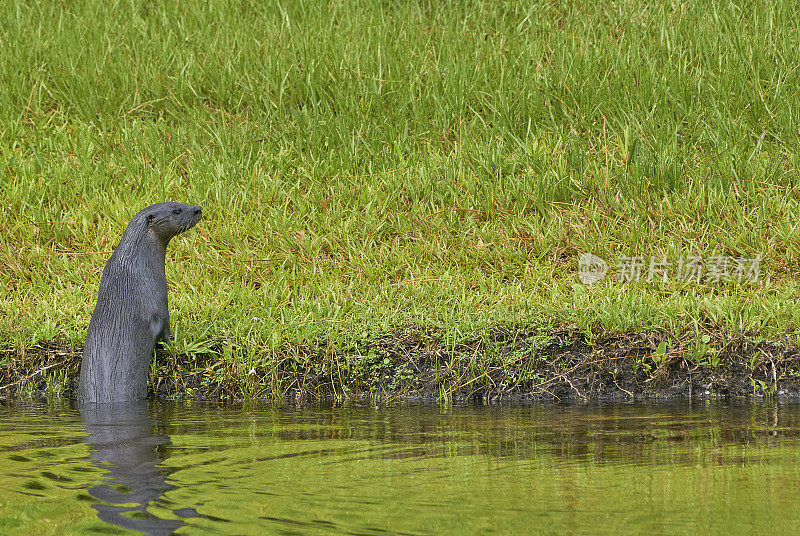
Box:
<box><xmin>193</xmin><ymin>207</ymin><xmax>202</xmax><ymax>216</ymax></box>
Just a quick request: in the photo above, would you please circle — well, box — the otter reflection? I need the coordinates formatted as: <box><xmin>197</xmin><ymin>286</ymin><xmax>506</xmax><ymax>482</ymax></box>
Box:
<box><xmin>80</xmin><ymin>402</ymin><xmax>196</xmax><ymax>535</ymax></box>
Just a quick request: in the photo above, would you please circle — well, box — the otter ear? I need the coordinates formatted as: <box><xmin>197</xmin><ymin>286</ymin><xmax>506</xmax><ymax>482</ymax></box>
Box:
<box><xmin>146</xmin><ymin>213</ymin><xmax>155</xmax><ymax>224</ymax></box>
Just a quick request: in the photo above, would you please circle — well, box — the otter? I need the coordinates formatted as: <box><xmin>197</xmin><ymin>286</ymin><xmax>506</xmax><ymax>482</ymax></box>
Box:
<box><xmin>78</xmin><ymin>202</ymin><xmax>202</xmax><ymax>403</ymax></box>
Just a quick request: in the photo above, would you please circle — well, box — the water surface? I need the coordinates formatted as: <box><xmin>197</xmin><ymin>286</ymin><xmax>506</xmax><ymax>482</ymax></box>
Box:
<box><xmin>1</xmin><ymin>400</ymin><xmax>799</xmax><ymax>535</ymax></box>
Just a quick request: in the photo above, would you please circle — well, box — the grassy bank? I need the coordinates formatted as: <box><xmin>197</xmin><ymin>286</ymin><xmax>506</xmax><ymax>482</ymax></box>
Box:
<box><xmin>1</xmin><ymin>0</ymin><xmax>799</xmax><ymax>399</ymax></box>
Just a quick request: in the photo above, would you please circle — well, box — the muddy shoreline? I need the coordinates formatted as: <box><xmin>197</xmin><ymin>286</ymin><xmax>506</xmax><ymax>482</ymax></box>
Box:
<box><xmin>3</xmin><ymin>325</ymin><xmax>800</xmax><ymax>402</ymax></box>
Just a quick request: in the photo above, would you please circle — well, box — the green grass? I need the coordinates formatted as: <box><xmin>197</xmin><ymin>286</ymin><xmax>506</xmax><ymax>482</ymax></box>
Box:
<box><xmin>1</xmin><ymin>0</ymin><xmax>799</xmax><ymax>396</ymax></box>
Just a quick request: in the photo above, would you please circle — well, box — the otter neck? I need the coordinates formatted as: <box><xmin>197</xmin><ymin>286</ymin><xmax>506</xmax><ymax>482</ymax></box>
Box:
<box><xmin>114</xmin><ymin>218</ymin><xmax>171</xmax><ymax>270</ymax></box>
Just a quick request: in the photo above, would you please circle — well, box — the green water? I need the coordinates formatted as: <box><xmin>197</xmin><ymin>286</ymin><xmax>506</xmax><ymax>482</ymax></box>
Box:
<box><xmin>1</xmin><ymin>401</ymin><xmax>800</xmax><ymax>535</ymax></box>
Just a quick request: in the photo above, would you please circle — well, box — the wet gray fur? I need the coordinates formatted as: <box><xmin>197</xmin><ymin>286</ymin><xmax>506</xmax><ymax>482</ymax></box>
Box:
<box><xmin>78</xmin><ymin>202</ymin><xmax>202</xmax><ymax>403</ymax></box>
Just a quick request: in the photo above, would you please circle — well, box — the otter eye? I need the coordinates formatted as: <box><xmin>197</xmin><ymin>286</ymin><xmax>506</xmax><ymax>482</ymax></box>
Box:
<box><xmin>172</xmin><ymin>208</ymin><xmax>182</xmax><ymax>215</ymax></box>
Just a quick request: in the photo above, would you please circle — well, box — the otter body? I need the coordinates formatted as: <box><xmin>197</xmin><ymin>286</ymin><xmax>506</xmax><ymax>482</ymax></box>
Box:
<box><xmin>78</xmin><ymin>202</ymin><xmax>202</xmax><ymax>403</ymax></box>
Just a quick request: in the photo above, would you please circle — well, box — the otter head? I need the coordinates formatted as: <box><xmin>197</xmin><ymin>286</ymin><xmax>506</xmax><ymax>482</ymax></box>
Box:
<box><xmin>143</xmin><ymin>202</ymin><xmax>203</xmax><ymax>243</ymax></box>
